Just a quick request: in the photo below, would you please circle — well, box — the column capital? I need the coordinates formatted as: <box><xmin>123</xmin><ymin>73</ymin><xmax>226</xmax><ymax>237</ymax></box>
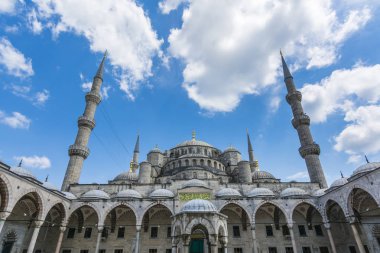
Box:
<box><xmin>250</xmin><ymin>223</ymin><xmax>256</xmax><ymax>230</ymax></box>
<box><xmin>59</xmin><ymin>226</ymin><xmax>67</xmax><ymax>233</ymax></box>
<box><xmin>287</xmin><ymin>222</ymin><xmax>294</xmax><ymax>229</ymax></box>
<box><xmin>97</xmin><ymin>225</ymin><xmax>104</xmax><ymax>232</ymax></box>
<box><xmin>136</xmin><ymin>225</ymin><xmax>142</xmax><ymax>232</ymax></box>
<box><xmin>0</xmin><ymin>211</ymin><xmax>10</xmax><ymax>220</ymax></box>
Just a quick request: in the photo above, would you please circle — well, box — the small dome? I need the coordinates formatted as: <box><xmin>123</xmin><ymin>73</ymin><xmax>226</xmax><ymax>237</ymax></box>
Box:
<box><xmin>116</xmin><ymin>189</ymin><xmax>142</xmax><ymax>199</ymax></box>
<box><xmin>43</xmin><ymin>181</ymin><xmax>58</xmax><ymax>190</ymax></box>
<box><xmin>330</xmin><ymin>177</ymin><xmax>348</xmax><ymax>188</ymax></box>
<box><xmin>216</xmin><ymin>188</ymin><xmax>242</xmax><ymax>198</ymax></box>
<box><xmin>149</xmin><ymin>146</ymin><xmax>162</xmax><ymax>153</ymax></box>
<box><xmin>62</xmin><ymin>191</ymin><xmax>77</xmax><ymax>200</ymax></box>
<box><xmin>10</xmin><ymin>166</ymin><xmax>36</xmax><ymax>180</ymax></box>
<box><xmin>181</xmin><ymin>199</ymin><xmax>217</xmax><ymax>213</ymax></box>
<box><xmin>247</xmin><ymin>188</ymin><xmax>275</xmax><ymax>198</ymax></box>
<box><xmin>252</xmin><ymin>171</ymin><xmax>276</xmax><ymax>180</ymax></box>
<box><xmin>183</xmin><ymin>179</ymin><xmax>208</xmax><ymax>188</ymax></box>
<box><xmin>313</xmin><ymin>188</ymin><xmax>327</xmax><ymax>197</ymax></box>
<box><xmin>113</xmin><ymin>171</ymin><xmax>138</xmax><ymax>182</ymax></box>
<box><xmin>81</xmin><ymin>190</ymin><xmax>110</xmax><ymax>200</ymax></box>
<box><xmin>352</xmin><ymin>162</ymin><xmax>380</xmax><ymax>177</ymax></box>
<box><xmin>149</xmin><ymin>189</ymin><xmax>174</xmax><ymax>198</ymax></box>
<box><xmin>223</xmin><ymin>147</ymin><xmax>240</xmax><ymax>153</ymax></box>
<box><xmin>280</xmin><ymin>187</ymin><xmax>308</xmax><ymax>198</ymax></box>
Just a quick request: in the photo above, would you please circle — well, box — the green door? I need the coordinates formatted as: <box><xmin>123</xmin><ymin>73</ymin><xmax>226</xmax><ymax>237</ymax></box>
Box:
<box><xmin>190</xmin><ymin>239</ymin><xmax>204</xmax><ymax>253</ymax></box>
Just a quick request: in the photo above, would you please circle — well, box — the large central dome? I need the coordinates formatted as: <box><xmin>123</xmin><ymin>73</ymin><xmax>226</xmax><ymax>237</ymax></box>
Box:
<box><xmin>175</xmin><ymin>131</ymin><xmax>213</xmax><ymax>148</ymax></box>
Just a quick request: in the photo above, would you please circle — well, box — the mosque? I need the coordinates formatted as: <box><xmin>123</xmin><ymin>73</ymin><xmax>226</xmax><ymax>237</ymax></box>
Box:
<box><xmin>0</xmin><ymin>53</ymin><xmax>379</xmax><ymax>253</ymax></box>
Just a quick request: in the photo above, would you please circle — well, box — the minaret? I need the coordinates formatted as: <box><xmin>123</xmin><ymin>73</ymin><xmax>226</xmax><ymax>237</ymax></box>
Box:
<box><xmin>130</xmin><ymin>135</ymin><xmax>140</xmax><ymax>172</ymax></box>
<box><xmin>247</xmin><ymin>130</ymin><xmax>259</xmax><ymax>171</ymax></box>
<box><xmin>61</xmin><ymin>52</ymin><xmax>107</xmax><ymax>191</ymax></box>
<box><xmin>281</xmin><ymin>52</ymin><xmax>327</xmax><ymax>188</ymax></box>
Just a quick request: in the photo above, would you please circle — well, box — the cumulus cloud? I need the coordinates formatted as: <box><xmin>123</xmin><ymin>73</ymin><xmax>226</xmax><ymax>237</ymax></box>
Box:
<box><xmin>14</xmin><ymin>155</ymin><xmax>51</xmax><ymax>169</ymax></box>
<box><xmin>286</xmin><ymin>171</ymin><xmax>309</xmax><ymax>180</ymax></box>
<box><xmin>158</xmin><ymin>0</ymin><xmax>187</xmax><ymax>14</ymax></box>
<box><xmin>165</xmin><ymin>0</ymin><xmax>371</xmax><ymax>112</ymax></box>
<box><xmin>27</xmin><ymin>8</ymin><xmax>43</xmax><ymax>34</ymax></box>
<box><xmin>0</xmin><ymin>110</ymin><xmax>31</xmax><ymax>129</ymax></box>
<box><xmin>0</xmin><ymin>0</ymin><xmax>18</xmax><ymax>13</ymax></box>
<box><xmin>301</xmin><ymin>64</ymin><xmax>380</xmax><ymax>161</ymax></box>
<box><xmin>32</xmin><ymin>0</ymin><xmax>163</xmax><ymax>100</ymax></box>
<box><xmin>4</xmin><ymin>84</ymin><xmax>50</xmax><ymax>106</ymax></box>
<box><xmin>0</xmin><ymin>38</ymin><xmax>34</xmax><ymax>78</ymax></box>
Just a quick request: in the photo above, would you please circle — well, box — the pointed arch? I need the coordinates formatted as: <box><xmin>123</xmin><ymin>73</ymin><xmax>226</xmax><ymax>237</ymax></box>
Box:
<box><xmin>253</xmin><ymin>200</ymin><xmax>290</xmax><ymax>223</ymax></box>
<box><xmin>0</xmin><ymin>174</ymin><xmax>12</xmax><ymax>212</ymax></box>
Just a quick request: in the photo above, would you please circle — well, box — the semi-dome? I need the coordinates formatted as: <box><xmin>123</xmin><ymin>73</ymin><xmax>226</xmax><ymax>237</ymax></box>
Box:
<box><xmin>280</xmin><ymin>187</ymin><xmax>308</xmax><ymax>198</ymax></box>
<box><xmin>113</xmin><ymin>171</ymin><xmax>138</xmax><ymax>182</ymax></box>
<box><xmin>42</xmin><ymin>181</ymin><xmax>58</xmax><ymax>190</ymax></box>
<box><xmin>313</xmin><ymin>188</ymin><xmax>327</xmax><ymax>197</ymax></box>
<box><xmin>181</xmin><ymin>199</ymin><xmax>217</xmax><ymax>213</ymax></box>
<box><xmin>62</xmin><ymin>191</ymin><xmax>77</xmax><ymax>200</ymax></box>
<box><xmin>330</xmin><ymin>177</ymin><xmax>348</xmax><ymax>188</ymax></box>
<box><xmin>216</xmin><ymin>188</ymin><xmax>242</xmax><ymax>198</ymax></box>
<box><xmin>10</xmin><ymin>166</ymin><xmax>36</xmax><ymax>180</ymax></box>
<box><xmin>252</xmin><ymin>171</ymin><xmax>276</xmax><ymax>180</ymax></box>
<box><xmin>149</xmin><ymin>189</ymin><xmax>174</xmax><ymax>198</ymax></box>
<box><xmin>351</xmin><ymin>162</ymin><xmax>380</xmax><ymax>177</ymax></box>
<box><xmin>116</xmin><ymin>189</ymin><xmax>142</xmax><ymax>199</ymax></box>
<box><xmin>247</xmin><ymin>188</ymin><xmax>275</xmax><ymax>198</ymax></box>
<box><xmin>183</xmin><ymin>179</ymin><xmax>208</xmax><ymax>188</ymax></box>
<box><xmin>81</xmin><ymin>190</ymin><xmax>110</xmax><ymax>200</ymax></box>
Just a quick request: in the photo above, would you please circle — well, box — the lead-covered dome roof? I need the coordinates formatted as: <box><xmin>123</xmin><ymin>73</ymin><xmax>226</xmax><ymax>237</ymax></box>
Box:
<box><xmin>280</xmin><ymin>187</ymin><xmax>308</xmax><ymax>198</ymax></box>
<box><xmin>149</xmin><ymin>189</ymin><xmax>174</xmax><ymax>198</ymax></box>
<box><xmin>11</xmin><ymin>166</ymin><xmax>36</xmax><ymax>180</ymax></box>
<box><xmin>330</xmin><ymin>177</ymin><xmax>348</xmax><ymax>188</ymax></box>
<box><xmin>62</xmin><ymin>191</ymin><xmax>77</xmax><ymax>200</ymax></box>
<box><xmin>113</xmin><ymin>171</ymin><xmax>138</xmax><ymax>182</ymax></box>
<box><xmin>43</xmin><ymin>181</ymin><xmax>58</xmax><ymax>190</ymax></box>
<box><xmin>247</xmin><ymin>188</ymin><xmax>275</xmax><ymax>198</ymax></box>
<box><xmin>216</xmin><ymin>188</ymin><xmax>242</xmax><ymax>198</ymax></box>
<box><xmin>313</xmin><ymin>188</ymin><xmax>327</xmax><ymax>197</ymax></box>
<box><xmin>176</xmin><ymin>135</ymin><xmax>213</xmax><ymax>148</ymax></box>
<box><xmin>352</xmin><ymin>162</ymin><xmax>380</xmax><ymax>177</ymax></box>
<box><xmin>181</xmin><ymin>199</ymin><xmax>217</xmax><ymax>213</ymax></box>
<box><xmin>183</xmin><ymin>179</ymin><xmax>208</xmax><ymax>188</ymax></box>
<box><xmin>116</xmin><ymin>189</ymin><xmax>142</xmax><ymax>199</ymax></box>
<box><xmin>252</xmin><ymin>170</ymin><xmax>276</xmax><ymax>180</ymax></box>
<box><xmin>81</xmin><ymin>190</ymin><xmax>110</xmax><ymax>200</ymax></box>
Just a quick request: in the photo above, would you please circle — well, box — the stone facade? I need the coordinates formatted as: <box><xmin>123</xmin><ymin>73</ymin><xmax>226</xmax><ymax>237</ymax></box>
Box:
<box><xmin>0</xmin><ymin>54</ymin><xmax>379</xmax><ymax>253</ymax></box>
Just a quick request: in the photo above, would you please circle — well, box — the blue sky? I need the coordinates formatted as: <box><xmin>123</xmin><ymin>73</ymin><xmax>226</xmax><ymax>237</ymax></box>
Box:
<box><xmin>1</xmin><ymin>0</ymin><xmax>380</xmax><ymax>188</ymax></box>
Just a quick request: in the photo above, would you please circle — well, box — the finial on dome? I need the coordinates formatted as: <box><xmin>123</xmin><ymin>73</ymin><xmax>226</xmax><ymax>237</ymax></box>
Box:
<box><xmin>340</xmin><ymin>171</ymin><xmax>344</xmax><ymax>178</ymax></box>
<box><xmin>45</xmin><ymin>174</ymin><xmax>49</xmax><ymax>182</ymax></box>
<box><xmin>365</xmin><ymin>155</ymin><xmax>370</xmax><ymax>163</ymax></box>
<box><xmin>18</xmin><ymin>159</ymin><xmax>23</xmax><ymax>167</ymax></box>
<box><xmin>192</xmin><ymin>130</ymin><xmax>196</xmax><ymax>140</ymax></box>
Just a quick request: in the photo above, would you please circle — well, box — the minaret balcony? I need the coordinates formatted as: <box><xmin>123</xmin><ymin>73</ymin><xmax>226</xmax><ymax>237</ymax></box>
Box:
<box><xmin>299</xmin><ymin>143</ymin><xmax>320</xmax><ymax>158</ymax></box>
<box><xmin>85</xmin><ymin>91</ymin><xmax>102</xmax><ymax>104</ymax></box>
<box><xmin>291</xmin><ymin>114</ymin><xmax>310</xmax><ymax>128</ymax></box>
<box><xmin>68</xmin><ymin>144</ymin><xmax>90</xmax><ymax>159</ymax></box>
<box><xmin>286</xmin><ymin>90</ymin><xmax>302</xmax><ymax>104</ymax></box>
<box><xmin>78</xmin><ymin>116</ymin><xmax>96</xmax><ymax>130</ymax></box>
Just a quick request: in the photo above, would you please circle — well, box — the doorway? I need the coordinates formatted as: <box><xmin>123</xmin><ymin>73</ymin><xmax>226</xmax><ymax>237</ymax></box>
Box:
<box><xmin>190</xmin><ymin>239</ymin><xmax>204</xmax><ymax>253</ymax></box>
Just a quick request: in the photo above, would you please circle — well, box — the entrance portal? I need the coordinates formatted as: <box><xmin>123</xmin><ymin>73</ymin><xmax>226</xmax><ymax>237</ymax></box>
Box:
<box><xmin>190</xmin><ymin>239</ymin><xmax>204</xmax><ymax>253</ymax></box>
<box><xmin>190</xmin><ymin>227</ymin><xmax>207</xmax><ymax>253</ymax></box>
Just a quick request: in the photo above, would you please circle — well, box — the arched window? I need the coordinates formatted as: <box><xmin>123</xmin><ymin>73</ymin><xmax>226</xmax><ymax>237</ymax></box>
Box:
<box><xmin>200</xmin><ymin>159</ymin><xmax>204</xmax><ymax>166</ymax></box>
<box><xmin>178</xmin><ymin>160</ymin><xmax>182</xmax><ymax>167</ymax></box>
<box><xmin>207</xmin><ymin>160</ymin><xmax>212</xmax><ymax>167</ymax></box>
<box><xmin>214</xmin><ymin>161</ymin><xmax>217</xmax><ymax>168</ymax></box>
<box><xmin>192</xmin><ymin>159</ymin><xmax>197</xmax><ymax>166</ymax></box>
<box><xmin>204</xmin><ymin>172</ymin><xmax>208</xmax><ymax>179</ymax></box>
<box><xmin>193</xmin><ymin>172</ymin><xmax>197</xmax><ymax>179</ymax></box>
<box><xmin>185</xmin><ymin>160</ymin><xmax>189</xmax><ymax>166</ymax></box>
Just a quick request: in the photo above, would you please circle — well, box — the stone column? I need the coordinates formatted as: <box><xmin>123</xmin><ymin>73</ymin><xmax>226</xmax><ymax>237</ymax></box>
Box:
<box><xmin>54</xmin><ymin>226</ymin><xmax>66</xmax><ymax>253</ymax></box>
<box><xmin>251</xmin><ymin>224</ymin><xmax>258</xmax><ymax>253</ymax></box>
<box><xmin>27</xmin><ymin>221</ymin><xmax>44</xmax><ymax>253</ymax></box>
<box><xmin>288</xmin><ymin>223</ymin><xmax>298</xmax><ymax>253</ymax></box>
<box><xmin>95</xmin><ymin>225</ymin><xmax>104</xmax><ymax>253</ymax></box>
<box><xmin>350</xmin><ymin>222</ymin><xmax>366</xmax><ymax>253</ymax></box>
<box><xmin>0</xmin><ymin>211</ymin><xmax>10</xmax><ymax>234</ymax></box>
<box><xmin>182</xmin><ymin>234</ymin><xmax>190</xmax><ymax>253</ymax></box>
<box><xmin>324</xmin><ymin>223</ymin><xmax>337</xmax><ymax>253</ymax></box>
<box><xmin>135</xmin><ymin>225</ymin><xmax>141</xmax><ymax>253</ymax></box>
<box><xmin>210</xmin><ymin>234</ymin><xmax>219</xmax><ymax>253</ymax></box>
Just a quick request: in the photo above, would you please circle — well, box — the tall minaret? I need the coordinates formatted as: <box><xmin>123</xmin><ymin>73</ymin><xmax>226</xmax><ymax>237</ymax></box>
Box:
<box><xmin>130</xmin><ymin>135</ymin><xmax>140</xmax><ymax>172</ymax></box>
<box><xmin>61</xmin><ymin>52</ymin><xmax>107</xmax><ymax>191</ymax></box>
<box><xmin>247</xmin><ymin>130</ymin><xmax>259</xmax><ymax>171</ymax></box>
<box><xmin>280</xmin><ymin>52</ymin><xmax>327</xmax><ymax>188</ymax></box>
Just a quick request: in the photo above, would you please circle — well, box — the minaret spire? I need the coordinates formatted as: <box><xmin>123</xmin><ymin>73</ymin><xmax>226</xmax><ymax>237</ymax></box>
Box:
<box><xmin>130</xmin><ymin>134</ymin><xmax>140</xmax><ymax>172</ymax></box>
<box><xmin>281</xmin><ymin>52</ymin><xmax>327</xmax><ymax>188</ymax></box>
<box><xmin>61</xmin><ymin>52</ymin><xmax>107</xmax><ymax>191</ymax></box>
<box><xmin>246</xmin><ymin>129</ymin><xmax>259</xmax><ymax>171</ymax></box>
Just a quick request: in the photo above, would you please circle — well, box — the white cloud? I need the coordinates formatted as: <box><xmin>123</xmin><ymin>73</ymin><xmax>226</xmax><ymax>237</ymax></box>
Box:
<box><xmin>27</xmin><ymin>8</ymin><xmax>43</xmax><ymax>34</ymax></box>
<box><xmin>4</xmin><ymin>25</ymin><xmax>19</xmax><ymax>34</ymax></box>
<box><xmin>32</xmin><ymin>0</ymin><xmax>163</xmax><ymax>100</ymax></box>
<box><xmin>269</xmin><ymin>96</ymin><xmax>281</xmax><ymax>113</ymax></box>
<box><xmin>166</xmin><ymin>0</ymin><xmax>371</xmax><ymax>112</ymax></box>
<box><xmin>0</xmin><ymin>38</ymin><xmax>34</xmax><ymax>78</ymax></box>
<box><xmin>0</xmin><ymin>110</ymin><xmax>31</xmax><ymax>129</ymax></box>
<box><xmin>81</xmin><ymin>81</ymin><xmax>110</xmax><ymax>100</ymax></box>
<box><xmin>4</xmin><ymin>84</ymin><xmax>50</xmax><ymax>106</ymax></box>
<box><xmin>301</xmin><ymin>64</ymin><xmax>380</xmax><ymax>161</ymax></box>
<box><xmin>158</xmin><ymin>0</ymin><xmax>187</xmax><ymax>14</ymax></box>
<box><xmin>13</xmin><ymin>155</ymin><xmax>51</xmax><ymax>169</ymax></box>
<box><xmin>0</xmin><ymin>0</ymin><xmax>18</xmax><ymax>13</ymax></box>
<box><xmin>286</xmin><ymin>171</ymin><xmax>309</xmax><ymax>180</ymax></box>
